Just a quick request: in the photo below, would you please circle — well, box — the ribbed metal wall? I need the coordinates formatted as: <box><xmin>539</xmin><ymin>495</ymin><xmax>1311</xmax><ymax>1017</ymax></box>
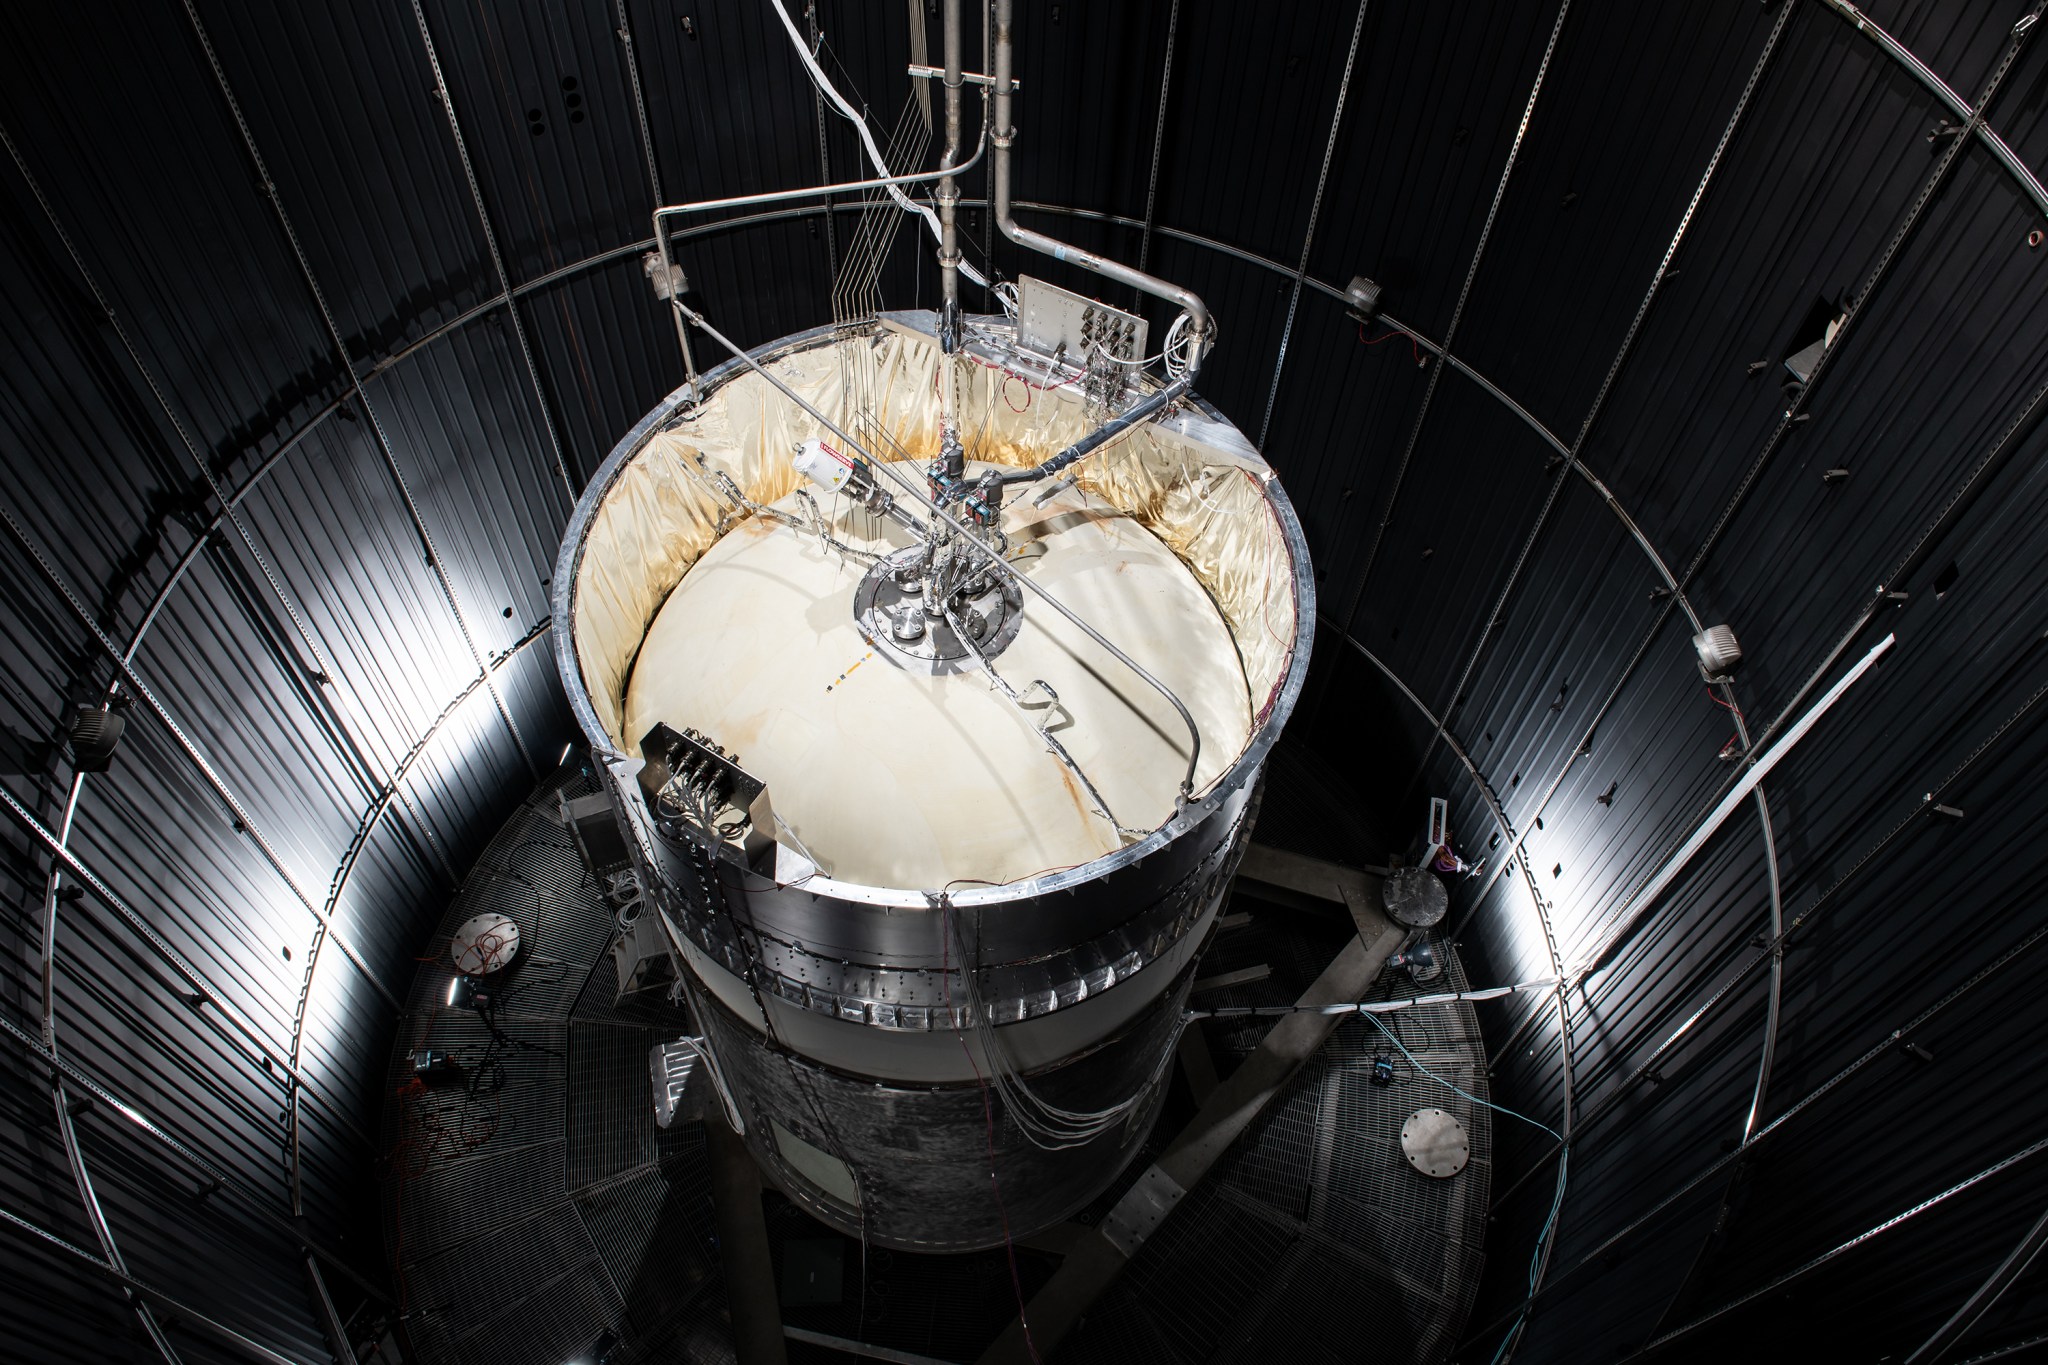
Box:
<box><xmin>2</xmin><ymin>1</ymin><xmax>2046</xmax><ymax>1361</ymax></box>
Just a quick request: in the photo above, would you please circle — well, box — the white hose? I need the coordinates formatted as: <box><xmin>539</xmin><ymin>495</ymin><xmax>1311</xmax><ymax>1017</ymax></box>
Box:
<box><xmin>769</xmin><ymin>0</ymin><xmax>991</xmax><ymax>291</ymax></box>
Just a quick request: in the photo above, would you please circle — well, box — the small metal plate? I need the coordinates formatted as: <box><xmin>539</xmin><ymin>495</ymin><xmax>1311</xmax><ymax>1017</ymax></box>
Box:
<box><xmin>1017</xmin><ymin>275</ymin><xmax>1148</xmax><ymax>364</ymax></box>
<box><xmin>1382</xmin><ymin>866</ymin><xmax>1449</xmax><ymax>928</ymax></box>
<box><xmin>1099</xmin><ymin>1164</ymin><xmax>1187</xmax><ymax>1258</ymax></box>
<box><xmin>1401</xmin><ymin>1107</ymin><xmax>1469</xmax><ymax>1179</ymax></box>
<box><xmin>852</xmin><ymin>545</ymin><xmax>1024</xmax><ymax>675</ymax></box>
<box><xmin>450</xmin><ymin>912</ymin><xmax>519</xmax><ymax>975</ymax></box>
<box><xmin>650</xmin><ymin>1037</ymin><xmax>702</xmax><ymax>1130</ymax></box>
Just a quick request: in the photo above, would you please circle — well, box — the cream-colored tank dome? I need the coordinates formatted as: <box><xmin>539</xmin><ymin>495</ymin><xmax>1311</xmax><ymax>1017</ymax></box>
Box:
<box><xmin>568</xmin><ymin>319</ymin><xmax>1298</xmax><ymax>893</ymax></box>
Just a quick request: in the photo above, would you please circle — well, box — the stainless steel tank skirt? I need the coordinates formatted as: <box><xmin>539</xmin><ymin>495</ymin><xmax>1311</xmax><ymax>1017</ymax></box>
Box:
<box><xmin>553</xmin><ymin>314</ymin><xmax>1314</xmax><ymax>1249</ymax></box>
<box><xmin>688</xmin><ymin>930</ymin><xmax>1198</xmax><ymax>1251</ymax></box>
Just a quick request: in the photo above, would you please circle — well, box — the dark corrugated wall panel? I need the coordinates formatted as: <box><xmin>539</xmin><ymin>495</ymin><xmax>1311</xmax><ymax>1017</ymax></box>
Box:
<box><xmin>525</xmin><ymin>257</ymin><xmax>686</xmax><ymax>480</ymax></box>
<box><xmin>1306</xmin><ymin>1</ymin><xmax>1569</xmax><ymax>344</ymax></box>
<box><xmin>1449</xmin><ymin>1</ymin><xmax>1782</xmax><ymax>441</ymax></box>
<box><xmin>0</xmin><ymin>5</ymin><xmax>341</xmax><ymax>489</ymax></box>
<box><xmin>631</xmin><ymin>0</ymin><xmax>840</xmax><ymax>222</ymax></box>
<box><xmin>1582</xmin><ymin>5</ymin><xmax>1947</xmax><ymax>560</ymax></box>
<box><xmin>1866</xmin><ymin>0</ymin><xmax>2027</xmax><ymax>98</ymax></box>
<box><xmin>0</xmin><ymin>199</ymin><xmax>206</xmax><ymax>658</ymax></box>
<box><xmin>3</xmin><ymin>0</ymin><xmax>2048</xmax><ymax>1359</ymax></box>
<box><xmin>1428</xmin><ymin>6</ymin><xmax>2048</xmax><ymax>1350</ymax></box>
<box><xmin>0</xmin><ymin>1049</ymin><xmax>145</xmax><ymax>1358</ymax></box>
<box><xmin>185</xmin><ymin>0</ymin><xmax>497</xmax><ymax>356</ymax></box>
<box><xmin>1148</xmin><ymin>0</ymin><xmax>1363</xmax><ymax>269</ymax></box>
<box><xmin>1712</xmin><ymin>146</ymin><xmax>2047</xmax><ymax>724</ymax></box>
<box><xmin>415</xmin><ymin>0</ymin><xmax>657</xmax><ymax>286</ymax></box>
<box><xmin>1343</xmin><ymin>393</ymin><xmax>1564</xmax><ymax>711</ymax></box>
<box><xmin>1261</xmin><ymin>284</ymin><xmax>1438</xmax><ymax>601</ymax></box>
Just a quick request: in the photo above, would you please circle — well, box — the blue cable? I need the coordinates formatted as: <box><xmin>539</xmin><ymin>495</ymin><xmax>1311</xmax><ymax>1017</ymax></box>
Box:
<box><xmin>1363</xmin><ymin>1012</ymin><xmax>1568</xmax><ymax>1364</ymax></box>
<box><xmin>1364</xmin><ymin>1012</ymin><xmax>1559</xmax><ymax>1141</ymax></box>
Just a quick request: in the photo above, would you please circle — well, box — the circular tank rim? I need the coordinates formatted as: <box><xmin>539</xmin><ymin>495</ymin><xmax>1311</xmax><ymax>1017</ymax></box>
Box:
<box><xmin>551</xmin><ymin>316</ymin><xmax>1316</xmax><ymax>908</ymax></box>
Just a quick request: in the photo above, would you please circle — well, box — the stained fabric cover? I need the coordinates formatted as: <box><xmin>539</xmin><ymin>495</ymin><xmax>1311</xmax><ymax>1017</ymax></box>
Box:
<box><xmin>569</xmin><ymin>322</ymin><xmax>1299</xmax><ymax>886</ymax></box>
<box><xmin>623</xmin><ymin>471</ymin><xmax>1249</xmax><ymax>887</ymax></box>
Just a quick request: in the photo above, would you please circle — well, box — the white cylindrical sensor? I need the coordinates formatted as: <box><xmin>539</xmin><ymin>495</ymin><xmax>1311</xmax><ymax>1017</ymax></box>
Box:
<box><xmin>792</xmin><ymin>437</ymin><xmax>856</xmax><ymax>494</ymax></box>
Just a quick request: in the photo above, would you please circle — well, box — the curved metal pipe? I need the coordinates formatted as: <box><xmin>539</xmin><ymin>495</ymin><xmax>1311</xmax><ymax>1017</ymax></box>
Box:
<box><xmin>1629</xmin><ymin>1135</ymin><xmax>2048</xmax><ymax>1360</ymax></box>
<box><xmin>1905</xmin><ymin>1199</ymin><xmax>2048</xmax><ymax>1365</ymax></box>
<box><xmin>0</xmin><ymin>1204</ymin><xmax>299</xmax><ymax>1365</ymax></box>
<box><xmin>0</xmin><ymin>501</ymin><xmax>398</xmax><ymax>1009</ymax></box>
<box><xmin>0</xmin><ymin>1013</ymin><xmax>387</xmax><ymax>1304</ymax></box>
<box><xmin>1463</xmin><ymin>842</ymin><xmax>2048</xmax><ymax>1350</ymax></box>
<box><xmin>284</xmin><ymin>615</ymin><xmax>553</xmax><ymax>1214</ymax></box>
<box><xmin>652</xmin><ymin>135</ymin><xmax>988</xmax><ymax>226</ymax></box>
<box><xmin>1814</xmin><ymin>0</ymin><xmax>2048</xmax><ymax>218</ymax></box>
<box><xmin>989</xmin><ymin>0</ymin><xmax>1211</xmax><ymax>351</ymax></box>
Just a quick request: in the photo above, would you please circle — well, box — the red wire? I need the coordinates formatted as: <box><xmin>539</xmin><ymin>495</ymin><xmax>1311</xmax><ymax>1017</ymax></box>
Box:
<box><xmin>1358</xmin><ymin>320</ymin><xmax>1425</xmax><ymax>366</ymax></box>
<box><xmin>942</xmin><ymin>901</ymin><xmax>1043</xmax><ymax>1365</ymax></box>
<box><xmin>1706</xmin><ymin>688</ymin><xmax>1745</xmax><ymax>719</ymax></box>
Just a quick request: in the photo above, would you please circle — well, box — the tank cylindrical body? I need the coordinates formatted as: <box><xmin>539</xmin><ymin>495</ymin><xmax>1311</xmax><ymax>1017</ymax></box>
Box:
<box><xmin>554</xmin><ymin>316</ymin><xmax>1312</xmax><ymax>1250</ymax></box>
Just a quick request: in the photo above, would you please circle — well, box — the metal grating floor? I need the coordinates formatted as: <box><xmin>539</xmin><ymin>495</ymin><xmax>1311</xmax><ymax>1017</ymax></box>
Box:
<box><xmin>381</xmin><ymin>761</ymin><xmax>734</xmax><ymax>1365</ymax></box>
<box><xmin>383</xmin><ymin>748</ymin><xmax>1493</xmax><ymax>1364</ymax></box>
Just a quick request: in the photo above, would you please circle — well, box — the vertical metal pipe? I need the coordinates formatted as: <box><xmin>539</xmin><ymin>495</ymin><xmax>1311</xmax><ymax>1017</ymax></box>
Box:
<box><xmin>936</xmin><ymin>0</ymin><xmax>966</xmax><ymax>352</ymax></box>
<box><xmin>936</xmin><ymin>0</ymin><xmax>966</xmax><ymax>463</ymax></box>
<box><xmin>54</xmin><ymin>1083</ymin><xmax>184</xmax><ymax>1362</ymax></box>
<box><xmin>990</xmin><ymin>0</ymin><xmax>1211</xmax><ymax>352</ymax></box>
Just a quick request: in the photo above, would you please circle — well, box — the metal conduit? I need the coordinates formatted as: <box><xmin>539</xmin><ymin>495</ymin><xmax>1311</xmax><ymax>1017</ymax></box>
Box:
<box><xmin>990</xmin><ymin>0</ymin><xmax>1211</xmax><ymax>351</ymax></box>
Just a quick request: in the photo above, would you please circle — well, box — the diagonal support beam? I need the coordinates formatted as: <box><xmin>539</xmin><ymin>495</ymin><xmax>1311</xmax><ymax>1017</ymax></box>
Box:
<box><xmin>977</xmin><ymin>892</ymin><xmax>1406</xmax><ymax>1364</ymax></box>
<box><xmin>706</xmin><ymin>1117</ymin><xmax>789</xmax><ymax>1365</ymax></box>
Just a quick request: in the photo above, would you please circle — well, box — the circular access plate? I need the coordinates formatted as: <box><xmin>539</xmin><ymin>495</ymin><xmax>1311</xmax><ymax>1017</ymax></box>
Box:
<box><xmin>1401</xmin><ymin>1107</ymin><xmax>1470</xmax><ymax>1179</ymax></box>
<box><xmin>450</xmin><ymin>912</ymin><xmax>520</xmax><ymax>976</ymax></box>
<box><xmin>1382</xmin><ymin>866</ymin><xmax>1450</xmax><ymax>928</ymax></box>
<box><xmin>852</xmin><ymin>544</ymin><xmax>1025</xmax><ymax>676</ymax></box>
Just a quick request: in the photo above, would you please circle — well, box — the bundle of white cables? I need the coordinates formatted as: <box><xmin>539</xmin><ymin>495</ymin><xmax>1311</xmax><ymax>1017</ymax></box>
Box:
<box><xmin>768</xmin><ymin>0</ymin><xmax>990</xmax><ymax>291</ymax></box>
<box><xmin>945</xmin><ymin>901</ymin><xmax>1170</xmax><ymax>1151</ymax></box>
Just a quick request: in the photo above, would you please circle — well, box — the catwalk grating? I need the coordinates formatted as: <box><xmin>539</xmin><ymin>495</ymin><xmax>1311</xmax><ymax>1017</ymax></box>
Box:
<box><xmin>376</xmin><ymin>746</ymin><xmax>1494</xmax><ymax>1363</ymax></box>
<box><xmin>381</xmin><ymin>756</ymin><xmax>727</xmax><ymax>1365</ymax></box>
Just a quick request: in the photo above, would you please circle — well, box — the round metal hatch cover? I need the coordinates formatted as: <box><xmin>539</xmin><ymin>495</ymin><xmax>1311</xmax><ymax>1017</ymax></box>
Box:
<box><xmin>1401</xmin><ymin>1107</ymin><xmax>1470</xmax><ymax>1179</ymax></box>
<box><xmin>1382</xmin><ymin>866</ymin><xmax>1449</xmax><ymax>928</ymax></box>
<box><xmin>450</xmin><ymin>912</ymin><xmax>520</xmax><ymax>976</ymax></box>
<box><xmin>853</xmin><ymin>544</ymin><xmax>1024</xmax><ymax>676</ymax></box>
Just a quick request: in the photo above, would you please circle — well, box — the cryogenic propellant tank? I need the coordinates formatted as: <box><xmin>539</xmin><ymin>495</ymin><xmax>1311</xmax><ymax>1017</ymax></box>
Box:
<box><xmin>552</xmin><ymin>0</ymin><xmax>1310</xmax><ymax>1252</ymax></box>
<box><xmin>553</xmin><ymin>302</ymin><xmax>1310</xmax><ymax>1250</ymax></box>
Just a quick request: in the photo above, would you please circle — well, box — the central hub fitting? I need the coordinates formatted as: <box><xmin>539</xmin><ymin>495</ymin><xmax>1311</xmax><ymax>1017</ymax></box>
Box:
<box><xmin>853</xmin><ymin>543</ymin><xmax>1024</xmax><ymax>675</ymax></box>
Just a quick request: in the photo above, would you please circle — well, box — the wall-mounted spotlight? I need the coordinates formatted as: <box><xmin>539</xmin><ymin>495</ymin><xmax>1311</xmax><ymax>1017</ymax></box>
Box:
<box><xmin>1693</xmin><ymin>624</ymin><xmax>1743</xmax><ymax>684</ymax></box>
<box><xmin>1343</xmin><ymin>275</ymin><xmax>1383</xmax><ymax>325</ymax></box>
<box><xmin>68</xmin><ymin>700</ymin><xmax>130</xmax><ymax>774</ymax></box>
